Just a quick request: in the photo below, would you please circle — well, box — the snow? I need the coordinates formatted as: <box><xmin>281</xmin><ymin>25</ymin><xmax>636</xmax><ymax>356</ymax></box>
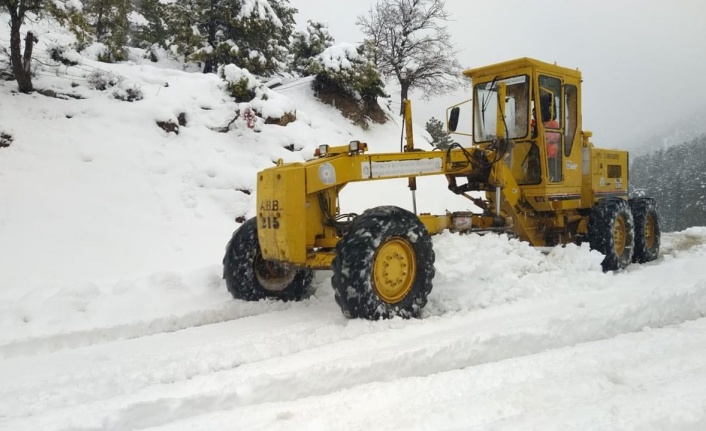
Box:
<box><xmin>221</xmin><ymin>64</ymin><xmax>296</xmax><ymax>120</ymax></box>
<box><xmin>128</xmin><ymin>11</ymin><xmax>150</xmax><ymax>28</ymax></box>
<box><xmin>2</xmin><ymin>14</ymin><xmax>706</xmax><ymax>431</ymax></box>
<box><xmin>238</xmin><ymin>0</ymin><xmax>282</xmax><ymax>27</ymax></box>
<box><xmin>316</xmin><ymin>42</ymin><xmax>360</xmax><ymax>71</ymax></box>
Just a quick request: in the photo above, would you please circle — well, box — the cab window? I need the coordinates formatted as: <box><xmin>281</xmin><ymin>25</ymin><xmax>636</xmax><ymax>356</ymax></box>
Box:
<box><xmin>538</xmin><ymin>75</ymin><xmax>562</xmax><ymax>128</ymax></box>
<box><xmin>565</xmin><ymin>84</ymin><xmax>577</xmax><ymax>156</ymax></box>
<box><xmin>473</xmin><ymin>75</ymin><xmax>529</xmax><ymax>142</ymax></box>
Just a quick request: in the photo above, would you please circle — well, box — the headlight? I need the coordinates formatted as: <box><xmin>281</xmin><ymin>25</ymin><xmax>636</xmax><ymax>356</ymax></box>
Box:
<box><xmin>315</xmin><ymin>144</ymin><xmax>329</xmax><ymax>157</ymax></box>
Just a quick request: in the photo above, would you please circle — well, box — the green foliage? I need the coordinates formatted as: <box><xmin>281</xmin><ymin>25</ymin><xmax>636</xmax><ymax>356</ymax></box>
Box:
<box><xmin>308</xmin><ymin>44</ymin><xmax>386</xmax><ymax>105</ymax></box>
<box><xmin>226</xmin><ymin>77</ymin><xmax>256</xmax><ymax>103</ymax></box>
<box><xmin>45</xmin><ymin>0</ymin><xmax>132</xmax><ymax>61</ymax></box>
<box><xmin>44</xmin><ymin>0</ymin><xmax>298</xmax><ymax>71</ymax></box>
<box><xmin>169</xmin><ymin>0</ymin><xmax>296</xmax><ymax>75</ymax></box>
<box><xmin>353</xmin><ymin>61</ymin><xmax>386</xmax><ymax>104</ymax></box>
<box><xmin>163</xmin><ymin>0</ymin><xmax>207</xmax><ymax>62</ymax></box>
<box><xmin>2</xmin><ymin>0</ymin><xmax>383</xmax><ymax>88</ymax></box>
<box><xmin>83</xmin><ymin>0</ymin><xmax>130</xmax><ymax>62</ymax></box>
<box><xmin>290</xmin><ymin>20</ymin><xmax>334</xmax><ymax>76</ymax></box>
<box><xmin>131</xmin><ymin>0</ymin><xmax>168</xmax><ymax>48</ymax></box>
<box><xmin>425</xmin><ymin>117</ymin><xmax>453</xmax><ymax>149</ymax></box>
<box><xmin>46</xmin><ymin>2</ymin><xmax>93</xmax><ymax>50</ymax></box>
<box><xmin>630</xmin><ymin>135</ymin><xmax>706</xmax><ymax>231</ymax></box>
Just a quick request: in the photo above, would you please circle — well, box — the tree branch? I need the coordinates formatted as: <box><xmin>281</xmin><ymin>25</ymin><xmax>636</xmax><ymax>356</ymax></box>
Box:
<box><xmin>358</xmin><ymin>0</ymin><xmax>461</xmax><ymax>109</ymax></box>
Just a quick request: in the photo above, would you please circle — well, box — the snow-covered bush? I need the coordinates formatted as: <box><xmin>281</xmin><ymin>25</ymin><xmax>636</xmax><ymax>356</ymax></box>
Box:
<box><xmin>113</xmin><ymin>84</ymin><xmax>144</xmax><ymax>102</ymax></box>
<box><xmin>224</xmin><ymin>76</ymin><xmax>257</xmax><ymax>104</ymax></box>
<box><xmin>290</xmin><ymin>20</ymin><xmax>335</xmax><ymax>76</ymax></box>
<box><xmin>84</xmin><ymin>68</ymin><xmax>143</xmax><ymax>102</ymax></box>
<box><xmin>48</xmin><ymin>45</ymin><xmax>80</xmax><ymax>66</ymax></box>
<box><xmin>0</xmin><ymin>131</ymin><xmax>12</xmax><ymax>148</ymax></box>
<box><xmin>308</xmin><ymin>43</ymin><xmax>386</xmax><ymax>105</ymax></box>
<box><xmin>307</xmin><ymin>43</ymin><xmax>388</xmax><ymax>128</ymax></box>
<box><xmin>87</xmin><ymin>70</ymin><xmax>122</xmax><ymax>90</ymax></box>
<box><xmin>220</xmin><ymin>64</ymin><xmax>296</xmax><ymax>126</ymax></box>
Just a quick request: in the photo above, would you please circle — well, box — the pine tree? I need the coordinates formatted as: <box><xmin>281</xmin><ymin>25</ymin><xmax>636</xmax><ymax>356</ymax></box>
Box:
<box><xmin>291</xmin><ymin>20</ymin><xmax>334</xmax><ymax>76</ymax></box>
<box><xmin>163</xmin><ymin>0</ymin><xmax>208</xmax><ymax>64</ymax></box>
<box><xmin>167</xmin><ymin>0</ymin><xmax>296</xmax><ymax>75</ymax></box>
<box><xmin>131</xmin><ymin>0</ymin><xmax>168</xmax><ymax>52</ymax></box>
<box><xmin>230</xmin><ymin>0</ymin><xmax>296</xmax><ymax>75</ymax></box>
<box><xmin>82</xmin><ymin>0</ymin><xmax>130</xmax><ymax>62</ymax></box>
<box><xmin>308</xmin><ymin>43</ymin><xmax>386</xmax><ymax>106</ymax></box>
<box><xmin>47</xmin><ymin>1</ymin><xmax>92</xmax><ymax>50</ymax></box>
<box><xmin>630</xmin><ymin>135</ymin><xmax>706</xmax><ymax>232</ymax></box>
<box><xmin>424</xmin><ymin>117</ymin><xmax>453</xmax><ymax>149</ymax></box>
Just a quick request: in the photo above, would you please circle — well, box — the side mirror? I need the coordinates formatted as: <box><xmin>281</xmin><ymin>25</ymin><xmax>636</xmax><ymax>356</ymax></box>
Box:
<box><xmin>448</xmin><ymin>107</ymin><xmax>460</xmax><ymax>132</ymax></box>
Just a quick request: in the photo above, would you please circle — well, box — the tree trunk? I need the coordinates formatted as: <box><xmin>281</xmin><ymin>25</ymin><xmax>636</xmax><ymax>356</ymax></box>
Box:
<box><xmin>8</xmin><ymin>11</ymin><xmax>34</xmax><ymax>93</ymax></box>
<box><xmin>203</xmin><ymin>58</ymin><xmax>214</xmax><ymax>74</ymax></box>
<box><xmin>96</xmin><ymin>7</ymin><xmax>105</xmax><ymax>41</ymax></box>
<box><xmin>399</xmin><ymin>82</ymin><xmax>410</xmax><ymax>115</ymax></box>
<box><xmin>23</xmin><ymin>32</ymin><xmax>36</xmax><ymax>73</ymax></box>
<box><xmin>202</xmin><ymin>20</ymin><xmax>216</xmax><ymax>73</ymax></box>
<box><xmin>202</xmin><ymin>0</ymin><xmax>217</xmax><ymax>74</ymax></box>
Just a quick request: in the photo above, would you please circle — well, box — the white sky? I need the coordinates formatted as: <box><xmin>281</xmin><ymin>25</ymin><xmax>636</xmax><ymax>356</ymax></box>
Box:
<box><xmin>293</xmin><ymin>0</ymin><xmax>706</xmax><ymax>149</ymax></box>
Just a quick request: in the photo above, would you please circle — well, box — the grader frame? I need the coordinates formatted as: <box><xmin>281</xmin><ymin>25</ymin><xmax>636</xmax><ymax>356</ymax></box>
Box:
<box><xmin>224</xmin><ymin>57</ymin><xmax>660</xmax><ymax>320</ymax></box>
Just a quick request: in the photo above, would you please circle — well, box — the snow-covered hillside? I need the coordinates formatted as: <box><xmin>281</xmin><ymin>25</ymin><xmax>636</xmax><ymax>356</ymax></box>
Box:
<box><xmin>2</xmin><ymin>16</ymin><xmax>706</xmax><ymax>431</ymax></box>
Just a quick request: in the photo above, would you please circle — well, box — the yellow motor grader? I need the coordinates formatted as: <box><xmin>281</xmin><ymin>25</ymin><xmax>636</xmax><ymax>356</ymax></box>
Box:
<box><xmin>223</xmin><ymin>57</ymin><xmax>660</xmax><ymax>320</ymax></box>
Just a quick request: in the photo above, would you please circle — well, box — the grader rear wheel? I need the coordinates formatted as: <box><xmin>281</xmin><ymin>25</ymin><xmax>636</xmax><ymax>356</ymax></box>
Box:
<box><xmin>331</xmin><ymin>206</ymin><xmax>435</xmax><ymax>320</ymax></box>
<box><xmin>588</xmin><ymin>198</ymin><xmax>635</xmax><ymax>272</ymax></box>
<box><xmin>630</xmin><ymin>198</ymin><xmax>661</xmax><ymax>263</ymax></box>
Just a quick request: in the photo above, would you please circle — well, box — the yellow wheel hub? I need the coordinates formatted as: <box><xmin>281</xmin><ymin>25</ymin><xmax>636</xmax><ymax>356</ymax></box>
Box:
<box><xmin>373</xmin><ymin>237</ymin><xmax>416</xmax><ymax>304</ymax></box>
<box><xmin>644</xmin><ymin>213</ymin><xmax>656</xmax><ymax>249</ymax></box>
<box><xmin>614</xmin><ymin>215</ymin><xmax>627</xmax><ymax>255</ymax></box>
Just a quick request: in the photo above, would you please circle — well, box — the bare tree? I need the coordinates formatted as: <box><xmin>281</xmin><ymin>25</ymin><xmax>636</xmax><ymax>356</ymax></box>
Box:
<box><xmin>1</xmin><ymin>0</ymin><xmax>42</xmax><ymax>92</ymax></box>
<box><xmin>357</xmin><ymin>0</ymin><xmax>461</xmax><ymax>114</ymax></box>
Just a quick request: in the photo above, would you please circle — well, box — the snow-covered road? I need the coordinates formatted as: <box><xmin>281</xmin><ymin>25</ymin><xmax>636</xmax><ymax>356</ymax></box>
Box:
<box><xmin>2</xmin><ymin>230</ymin><xmax>705</xmax><ymax>431</ymax></box>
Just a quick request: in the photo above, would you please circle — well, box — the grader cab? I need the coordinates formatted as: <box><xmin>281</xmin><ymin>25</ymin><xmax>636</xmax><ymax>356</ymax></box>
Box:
<box><xmin>223</xmin><ymin>57</ymin><xmax>661</xmax><ymax>320</ymax></box>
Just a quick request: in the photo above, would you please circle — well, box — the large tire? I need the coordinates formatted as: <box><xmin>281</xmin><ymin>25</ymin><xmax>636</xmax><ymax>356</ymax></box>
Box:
<box><xmin>223</xmin><ymin>217</ymin><xmax>313</xmax><ymax>301</ymax></box>
<box><xmin>588</xmin><ymin>198</ymin><xmax>635</xmax><ymax>271</ymax></box>
<box><xmin>331</xmin><ymin>206</ymin><xmax>435</xmax><ymax>320</ymax></box>
<box><xmin>629</xmin><ymin>197</ymin><xmax>660</xmax><ymax>263</ymax></box>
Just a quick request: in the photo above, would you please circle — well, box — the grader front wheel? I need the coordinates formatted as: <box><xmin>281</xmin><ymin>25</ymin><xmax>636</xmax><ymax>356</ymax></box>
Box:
<box><xmin>373</xmin><ymin>238</ymin><xmax>417</xmax><ymax>303</ymax></box>
<box><xmin>223</xmin><ymin>217</ymin><xmax>313</xmax><ymax>301</ymax></box>
<box><xmin>331</xmin><ymin>206</ymin><xmax>435</xmax><ymax>320</ymax></box>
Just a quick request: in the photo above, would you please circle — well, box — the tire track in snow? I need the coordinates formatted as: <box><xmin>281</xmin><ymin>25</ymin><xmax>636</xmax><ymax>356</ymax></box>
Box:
<box><xmin>0</xmin><ymin>303</ymin><xmax>386</xmax><ymax>421</ymax></box>
<box><xmin>179</xmin><ymin>318</ymin><xmax>706</xmax><ymax>431</ymax></box>
<box><xmin>7</xmin><ymin>270</ymin><xmax>706</xmax><ymax>431</ymax></box>
<box><xmin>109</xmin><ymin>279</ymin><xmax>706</xmax><ymax>431</ymax></box>
<box><xmin>0</xmin><ymin>293</ymin><xmax>322</xmax><ymax>360</ymax></box>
